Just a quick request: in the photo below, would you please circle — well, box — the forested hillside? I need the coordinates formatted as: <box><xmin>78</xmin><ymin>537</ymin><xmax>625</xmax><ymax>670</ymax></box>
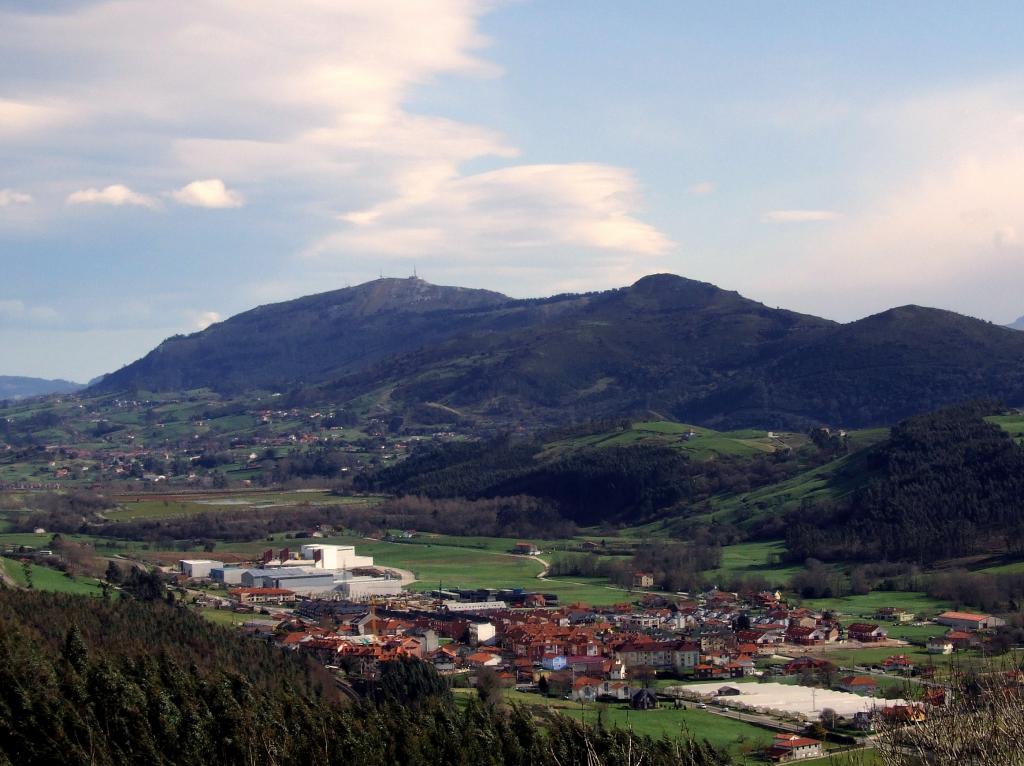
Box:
<box><xmin>91</xmin><ymin>274</ymin><xmax>1024</xmax><ymax>429</ymax></box>
<box><xmin>784</xmin><ymin>404</ymin><xmax>1024</xmax><ymax>563</ymax></box>
<box><xmin>0</xmin><ymin>590</ymin><xmax>727</xmax><ymax>766</ymax></box>
<box><xmin>360</xmin><ymin>432</ymin><xmax>811</xmax><ymax>525</ymax></box>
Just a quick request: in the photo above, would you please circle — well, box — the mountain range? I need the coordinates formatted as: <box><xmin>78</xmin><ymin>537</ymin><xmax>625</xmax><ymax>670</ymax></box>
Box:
<box><xmin>93</xmin><ymin>274</ymin><xmax>1024</xmax><ymax>429</ymax></box>
<box><xmin>0</xmin><ymin>376</ymin><xmax>83</xmax><ymax>401</ymax></box>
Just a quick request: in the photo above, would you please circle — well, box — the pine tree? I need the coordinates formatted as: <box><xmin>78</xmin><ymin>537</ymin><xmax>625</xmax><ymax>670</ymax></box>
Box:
<box><xmin>63</xmin><ymin>624</ymin><xmax>89</xmax><ymax>674</ymax></box>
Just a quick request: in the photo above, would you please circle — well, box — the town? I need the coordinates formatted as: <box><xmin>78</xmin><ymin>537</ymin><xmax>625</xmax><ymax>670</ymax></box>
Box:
<box><xmin>167</xmin><ymin>542</ymin><xmax>1009</xmax><ymax>763</ymax></box>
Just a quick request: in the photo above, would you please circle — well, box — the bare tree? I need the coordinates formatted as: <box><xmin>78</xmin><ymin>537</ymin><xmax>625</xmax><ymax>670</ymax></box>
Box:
<box><xmin>873</xmin><ymin>659</ymin><xmax>1024</xmax><ymax>765</ymax></box>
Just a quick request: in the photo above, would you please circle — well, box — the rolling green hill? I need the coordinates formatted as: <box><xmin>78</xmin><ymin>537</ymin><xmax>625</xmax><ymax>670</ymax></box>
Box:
<box><xmin>540</xmin><ymin>420</ymin><xmax>811</xmax><ymax>460</ymax></box>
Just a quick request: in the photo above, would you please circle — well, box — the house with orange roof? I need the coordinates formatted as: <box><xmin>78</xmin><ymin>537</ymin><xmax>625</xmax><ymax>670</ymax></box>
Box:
<box><xmin>846</xmin><ymin>623</ymin><xmax>887</xmax><ymax>642</ymax></box>
<box><xmin>882</xmin><ymin>654</ymin><xmax>915</xmax><ymax>671</ymax></box>
<box><xmin>837</xmin><ymin>675</ymin><xmax>878</xmax><ymax>695</ymax></box>
<box><xmin>766</xmin><ymin>733</ymin><xmax>823</xmax><ymax>762</ymax></box>
<box><xmin>466</xmin><ymin>651</ymin><xmax>502</xmax><ymax>668</ymax></box>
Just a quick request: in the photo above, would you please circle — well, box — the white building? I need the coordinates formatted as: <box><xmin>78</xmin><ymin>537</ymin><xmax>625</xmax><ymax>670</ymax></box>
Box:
<box><xmin>236</xmin><ymin>564</ymin><xmax>399</xmax><ymax>599</ymax></box>
<box><xmin>211</xmin><ymin>566</ymin><xmax>245</xmax><ymax>585</ymax></box>
<box><xmin>468</xmin><ymin>622</ymin><xmax>496</xmax><ymax>645</ymax></box>
<box><xmin>180</xmin><ymin>559</ymin><xmax>223</xmax><ymax>579</ymax></box>
<box><xmin>927</xmin><ymin>637</ymin><xmax>954</xmax><ymax>655</ymax></box>
<box><xmin>299</xmin><ymin>544</ymin><xmax>374</xmax><ymax>570</ymax></box>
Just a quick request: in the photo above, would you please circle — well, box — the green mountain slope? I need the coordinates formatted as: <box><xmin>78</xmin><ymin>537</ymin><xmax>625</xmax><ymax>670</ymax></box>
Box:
<box><xmin>94</xmin><ymin>274</ymin><xmax>1024</xmax><ymax>429</ymax></box>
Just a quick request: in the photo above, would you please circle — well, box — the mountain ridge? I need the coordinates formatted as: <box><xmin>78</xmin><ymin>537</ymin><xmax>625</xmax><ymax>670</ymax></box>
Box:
<box><xmin>92</xmin><ymin>274</ymin><xmax>1024</xmax><ymax>429</ymax></box>
<box><xmin>0</xmin><ymin>375</ymin><xmax>84</xmax><ymax>401</ymax></box>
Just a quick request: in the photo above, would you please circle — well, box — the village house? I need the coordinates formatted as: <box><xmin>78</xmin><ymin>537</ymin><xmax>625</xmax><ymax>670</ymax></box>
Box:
<box><xmin>882</xmin><ymin>655</ymin><xmax>915</xmax><ymax>672</ymax></box>
<box><xmin>785</xmin><ymin>625</ymin><xmax>834</xmax><ymax>645</ymax></box>
<box><xmin>631</xmin><ymin>571</ymin><xmax>655</xmax><ymax>589</ymax></box>
<box><xmin>944</xmin><ymin>630</ymin><xmax>979</xmax><ymax>651</ymax></box>
<box><xmin>571</xmin><ymin>677</ymin><xmax>634</xmax><ymax>702</ymax></box>
<box><xmin>465</xmin><ymin>651</ymin><xmax>502</xmax><ymax>668</ymax></box>
<box><xmin>512</xmin><ymin>542</ymin><xmax>540</xmax><ymax>556</ymax></box>
<box><xmin>882</xmin><ymin>704</ymin><xmax>927</xmax><ymax>724</ymax></box>
<box><xmin>836</xmin><ymin>675</ymin><xmax>878</xmax><ymax>696</ymax></box>
<box><xmin>782</xmin><ymin>657</ymin><xmax>836</xmax><ymax>675</ymax></box>
<box><xmin>766</xmin><ymin>733</ymin><xmax>824</xmax><ymax>762</ymax></box>
<box><xmin>874</xmin><ymin>607</ymin><xmax>915</xmax><ymax>623</ymax></box>
<box><xmin>927</xmin><ymin>637</ymin><xmax>954</xmax><ymax>655</ymax></box>
<box><xmin>846</xmin><ymin>623</ymin><xmax>887</xmax><ymax>642</ymax></box>
<box><xmin>541</xmin><ymin>652</ymin><xmax>567</xmax><ymax>671</ymax></box>
<box><xmin>630</xmin><ymin>688</ymin><xmax>659</xmax><ymax>710</ymax></box>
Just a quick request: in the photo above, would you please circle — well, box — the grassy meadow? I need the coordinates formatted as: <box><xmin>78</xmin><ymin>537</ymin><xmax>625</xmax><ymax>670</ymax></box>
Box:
<box><xmin>480</xmin><ymin>689</ymin><xmax>776</xmax><ymax>764</ymax></box>
<box><xmin>0</xmin><ymin>557</ymin><xmax>104</xmax><ymax>596</ymax></box>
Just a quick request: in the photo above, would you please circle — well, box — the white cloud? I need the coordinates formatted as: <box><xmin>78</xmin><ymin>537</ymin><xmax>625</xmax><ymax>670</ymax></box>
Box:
<box><xmin>0</xmin><ymin>189</ymin><xmax>33</xmax><ymax>207</ymax></box>
<box><xmin>0</xmin><ymin>97</ymin><xmax>67</xmax><ymax>137</ymax></box>
<box><xmin>171</xmin><ymin>179</ymin><xmax>243</xmax><ymax>209</ymax></box>
<box><xmin>192</xmin><ymin>310</ymin><xmax>222</xmax><ymax>330</ymax></box>
<box><xmin>688</xmin><ymin>181</ymin><xmax>715</xmax><ymax>196</ymax></box>
<box><xmin>66</xmin><ymin>184</ymin><xmax>157</xmax><ymax>209</ymax></box>
<box><xmin>314</xmin><ymin>163</ymin><xmax>672</xmax><ymax>264</ymax></box>
<box><xmin>994</xmin><ymin>225</ymin><xmax>1019</xmax><ymax>248</ymax></box>
<box><xmin>0</xmin><ymin>299</ymin><xmax>59</xmax><ymax>323</ymax></box>
<box><xmin>0</xmin><ymin>1</ymin><xmax>667</xmax><ymax>270</ymax></box>
<box><xmin>761</xmin><ymin>209</ymin><xmax>841</xmax><ymax>223</ymax></box>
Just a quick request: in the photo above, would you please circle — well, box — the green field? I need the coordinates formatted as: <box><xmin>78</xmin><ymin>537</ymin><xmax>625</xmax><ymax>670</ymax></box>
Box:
<box><xmin>218</xmin><ymin>533</ymin><xmax>632</xmax><ymax>605</ymax></box>
<box><xmin>0</xmin><ymin>558</ymin><xmax>104</xmax><ymax>596</ymax></box>
<box><xmin>703</xmin><ymin>540</ymin><xmax>801</xmax><ymax>585</ymax></box>
<box><xmin>972</xmin><ymin>554</ymin><xmax>1024</xmax><ymax>574</ymax></box>
<box><xmin>876</xmin><ymin>622</ymin><xmax>944</xmax><ymax>643</ymax></box>
<box><xmin>497</xmin><ymin>690</ymin><xmax>775</xmax><ymax>763</ymax></box>
<box><xmin>195</xmin><ymin>606</ymin><xmax>250</xmax><ymax>626</ymax></box>
<box><xmin>105</xmin><ymin>491</ymin><xmax>385</xmax><ymax>521</ymax></box>
<box><xmin>0</xmin><ymin>531</ymin><xmax>136</xmax><ymax>551</ymax></box>
<box><xmin>800</xmin><ymin>591</ymin><xmax>952</xmax><ymax>619</ymax></box>
<box><xmin>542</xmin><ymin>420</ymin><xmax>809</xmax><ymax>461</ymax></box>
<box><xmin>988</xmin><ymin>413</ymin><xmax>1024</xmax><ymax>441</ymax></box>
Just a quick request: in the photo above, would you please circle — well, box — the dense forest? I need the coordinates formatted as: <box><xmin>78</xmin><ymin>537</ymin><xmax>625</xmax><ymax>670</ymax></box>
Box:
<box><xmin>0</xmin><ymin>589</ymin><xmax>728</xmax><ymax>766</ymax></box>
<box><xmin>784</xmin><ymin>404</ymin><xmax>1024</xmax><ymax>563</ymax></box>
<box><xmin>360</xmin><ymin>435</ymin><xmax>808</xmax><ymax>525</ymax></box>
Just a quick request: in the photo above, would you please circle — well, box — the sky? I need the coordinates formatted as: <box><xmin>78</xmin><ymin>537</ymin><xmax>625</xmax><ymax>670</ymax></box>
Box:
<box><xmin>2</xmin><ymin>1</ymin><xmax>1024</xmax><ymax>381</ymax></box>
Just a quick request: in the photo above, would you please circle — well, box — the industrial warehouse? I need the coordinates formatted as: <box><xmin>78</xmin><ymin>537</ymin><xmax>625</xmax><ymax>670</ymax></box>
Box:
<box><xmin>179</xmin><ymin>544</ymin><xmax>402</xmax><ymax>602</ymax></box>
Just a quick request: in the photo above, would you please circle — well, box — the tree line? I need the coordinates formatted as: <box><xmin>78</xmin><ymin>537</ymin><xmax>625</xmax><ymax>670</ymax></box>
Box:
<box><xmin>549</xmin><ymin>541</ymin><xmax>722</xmax><ymax>593</ymax></box>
